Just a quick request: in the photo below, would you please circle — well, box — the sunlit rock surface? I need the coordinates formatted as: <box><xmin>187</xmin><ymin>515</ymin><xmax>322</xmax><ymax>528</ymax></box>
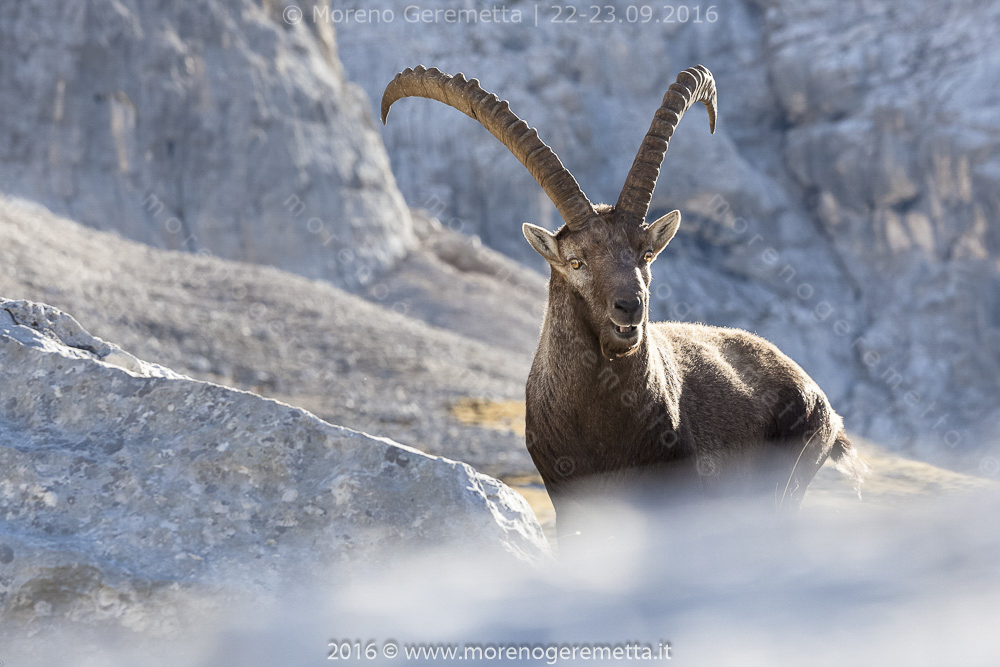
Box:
<box><xmin>0</xmin><ymin>297</ymin><xmax>549</xmax><ymax>633</ymax></box>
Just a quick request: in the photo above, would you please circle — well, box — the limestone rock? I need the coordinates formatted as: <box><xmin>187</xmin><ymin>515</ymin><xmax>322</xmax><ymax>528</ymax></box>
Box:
<box><xmin>0</xmin><ymin>0</ymin><xmax>415</xmax><ymax>289</ymax></box>
<box><xmin>0</xmin><ymin>297</ymin><xmax>550</xmax><ymax>630</ymax></box>
<box><xmin>0</xmin><ymin>196</ymin><xmax>538</xmax><ymax>477</ymax></box>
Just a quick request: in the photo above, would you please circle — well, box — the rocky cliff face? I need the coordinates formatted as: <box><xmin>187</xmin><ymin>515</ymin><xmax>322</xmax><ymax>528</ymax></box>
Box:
<box><xmin>0</xmin><ymin>297</ymin><xmax>549</xmax><ymax>632</ymax></box>
<box><xmin>0</xmin><ymin>0</ymin><xmax>415</xmax><ymax>288</ymax></box>
<box><xmin>337</xmin><ymin>0</ymin><xmax>1000</xmax><ymax>467</ymax></box>
<box><xmin>763</xmin><ymin>0</ymin><xmax>1000</xmax><ymax>463</ymax></box>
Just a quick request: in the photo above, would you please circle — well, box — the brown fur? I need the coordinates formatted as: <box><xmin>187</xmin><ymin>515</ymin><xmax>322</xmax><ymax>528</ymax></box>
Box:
<box><xmin>524</xmin><ymin>207</ymin><xmax>867</xmax><ymax>535</ymax></box>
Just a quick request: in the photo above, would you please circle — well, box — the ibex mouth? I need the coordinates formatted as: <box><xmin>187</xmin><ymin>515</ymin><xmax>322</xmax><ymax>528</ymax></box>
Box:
<box><xmin>612</xmin><ymin>323</ymin><xmax>639</xmax><ymax>338</ymax></box>
<box><xmin>603</xmin><ymin>321</ymin><xmax>642</xmax><ymax>358</ymax></box>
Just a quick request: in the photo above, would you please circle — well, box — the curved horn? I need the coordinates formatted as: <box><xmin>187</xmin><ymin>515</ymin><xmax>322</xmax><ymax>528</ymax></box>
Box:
<box><xmin>381</xmin><ymin>66</ymin><xmax>597</xmax><ymax>231</ymax></box>
<box><xmin>615</xmin><ymin>65</ymin><xmax>717</xmax><ymax>225</ymax></box>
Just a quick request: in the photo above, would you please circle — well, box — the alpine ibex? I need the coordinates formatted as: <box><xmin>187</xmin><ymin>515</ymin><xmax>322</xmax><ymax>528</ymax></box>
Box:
<box><xmin>381</xmin><ymin>65</ymin><xmax>868</xmax><ymax>534</ymax></box>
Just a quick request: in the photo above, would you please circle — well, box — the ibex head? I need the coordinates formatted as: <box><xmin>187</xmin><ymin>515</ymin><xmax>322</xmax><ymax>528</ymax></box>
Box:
<box><xmin>522</xmin><ymin>205</ymin><xmax>682</xmax><ymax>358</ymax></box>
<box><xmin>381</xmin><ymin>65</ymin><xmax>717</xmax><ymax>358</ymax></box>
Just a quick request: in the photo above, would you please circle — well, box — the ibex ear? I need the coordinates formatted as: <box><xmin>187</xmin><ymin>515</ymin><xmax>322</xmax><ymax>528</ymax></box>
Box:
<box><xmin>647</xmin><ymin>210</ymin><xmax>681</xmax><ymax>257</ymax></box>
<box><xmin>522</xmin><ymin>223</ymin><xmax>561</xmax><ymax>264</ymax></box>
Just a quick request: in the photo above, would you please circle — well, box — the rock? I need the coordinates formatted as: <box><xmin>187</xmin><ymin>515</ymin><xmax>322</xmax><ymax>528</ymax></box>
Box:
<box><xmin>0</xmin><ymin>297</ymin><xmax>550</xmax><ymax>631</ymax></box>
<box><xmin>0</xmin><ymin>298</ymin><xmax>179</xmax><ymax>379</ymax></box>
<box><xmin>7</xmin><ymin>481</ymin><xmax>1000</xmax><ymax>666</ymax></box>
<box><xmin>0</xmin><ymin>195</ymin><xmax>539</xmax><ymax>477</ymax></box>
<box><xmin>0</xmin><ymin>0</ymin><xmax>415</xmax><ymax>289</ymax></box>
<box><xmin>763</xmin><ymin>0</ymin><xmax>1000</xmax><ymax>464</ymax></box>
<box><xmin>362</xmin><ymin>208</ymin><xmax>548</xmax><ymax>357</ymax></box>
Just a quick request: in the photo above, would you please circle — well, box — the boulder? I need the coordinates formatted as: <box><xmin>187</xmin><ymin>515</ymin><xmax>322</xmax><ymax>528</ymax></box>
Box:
<box><xmin>0</xmin><ymin>297</ymin><xmax>550</xmax><ymax>631</ymax></box>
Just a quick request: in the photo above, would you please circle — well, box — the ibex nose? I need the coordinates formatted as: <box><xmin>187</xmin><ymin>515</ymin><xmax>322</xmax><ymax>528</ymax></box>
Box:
<box><xmin>613</xmin><ymin>295</ymin><xmax>642</xmax><ymax>318</ymax></box>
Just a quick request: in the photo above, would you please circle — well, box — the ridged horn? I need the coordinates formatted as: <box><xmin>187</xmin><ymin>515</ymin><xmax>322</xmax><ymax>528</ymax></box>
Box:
<box><xmin>615</xmin><ymin>65</ymin><xmax>717</xmax><ymax>225</ymax></box>
<box><xmin>381</xmin><ymin>66</ymin><xmax>597</xmax><ymax>231</ymax></box>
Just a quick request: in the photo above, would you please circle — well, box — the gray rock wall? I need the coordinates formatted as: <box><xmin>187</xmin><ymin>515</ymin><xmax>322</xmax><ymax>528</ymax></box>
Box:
<box><xmin>337</xmin><ymin>0</ymin><xmax>1000</xmax><ymax>465</ymax></box>
<box><xmin>0</xmin><ymin>0</ymin><xmax>415</xmax><ymax>288</ymax></box>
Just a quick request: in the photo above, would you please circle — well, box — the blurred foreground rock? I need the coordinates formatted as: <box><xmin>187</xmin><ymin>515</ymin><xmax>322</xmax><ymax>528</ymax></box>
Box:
<box><xmin>0</xmin><ymin>298</ymin><xmax>549</xmax><ymax>632</ymax></box>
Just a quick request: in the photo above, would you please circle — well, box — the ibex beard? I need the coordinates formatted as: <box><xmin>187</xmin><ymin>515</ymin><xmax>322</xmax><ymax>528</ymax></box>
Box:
<box><xmin>381</xmin><ymin>65</ymin><xmax>869</xmax><ymax>540</ymax></box>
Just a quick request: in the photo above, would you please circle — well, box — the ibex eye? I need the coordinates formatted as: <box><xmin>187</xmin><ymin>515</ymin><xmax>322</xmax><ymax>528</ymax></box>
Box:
<box><xmin>569</xmin><ymin>258</ymin><xmax>583</xmax><ymax>270</ymax></box>
<box><xmin>643</xmin><ymin>251</ymin><xmax>654</xmax><ymax>263</ymax></box>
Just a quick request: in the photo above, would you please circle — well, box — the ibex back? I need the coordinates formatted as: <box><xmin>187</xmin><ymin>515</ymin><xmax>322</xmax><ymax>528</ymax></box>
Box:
<box><xmin>381</xmin><ymin>65</ymin><xmax>868</xmax><ymax>538</ymax></box>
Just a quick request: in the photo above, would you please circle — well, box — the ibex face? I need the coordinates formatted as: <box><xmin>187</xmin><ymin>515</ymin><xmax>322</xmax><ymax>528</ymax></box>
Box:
<box><xmin>523</xmin><ymin>209</ymin><xmax>681</xmax><ymax>358</ymax></box>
